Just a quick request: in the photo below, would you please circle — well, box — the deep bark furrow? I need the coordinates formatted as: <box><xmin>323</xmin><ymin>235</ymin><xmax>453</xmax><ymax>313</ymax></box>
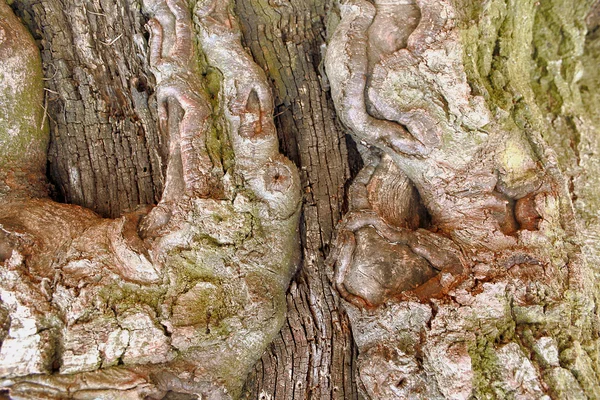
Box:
<box><xmin>235</xmin><ymin>0</ymin><xmax>357</xmax><ymax>398</ymax></box>
<box><xmin>13</xmin><ymin>0</ymin><xmax>163</xmax><ymax>218</ymax></box>
<box><xmin>1</xmin><ymin>0</ymin><xmax>303</xmax><ymax>397</ymax></box>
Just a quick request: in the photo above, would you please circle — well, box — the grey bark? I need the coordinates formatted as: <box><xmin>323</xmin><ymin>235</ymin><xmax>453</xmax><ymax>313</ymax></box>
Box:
<box><xmin>233</xmin><ymin>1</ymin><xmax>359</xmax><ymax>398</ymax></box>
<box><xmin>1</xmin><ymin>0</ymin><xmax>302</xmax><ymax>398</ymax></box>
<box><xmin>323</xmin><ymin>0</ymin><xmax>600</xmax><ymax>398</ymax></box>
<box><xmin>12</xmin><ymin>0</ymin><xmax>165</xmax><ymax>218</ymax></box>
<box><xmin>1</xmin><ymin>0</ymin><xmax>600</xmax><ymax>399</ymax></box>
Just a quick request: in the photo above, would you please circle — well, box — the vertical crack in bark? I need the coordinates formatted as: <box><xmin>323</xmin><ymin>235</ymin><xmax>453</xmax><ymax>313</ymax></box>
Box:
<box><xmin>234</xmin><ymin>0</ymin><xmax>358</xmax><ymax>399</ymax></box>
<box><xmin>12</xmin><ymin>0</ymin><xmax>164</xmax><ymax>218</ymax></box>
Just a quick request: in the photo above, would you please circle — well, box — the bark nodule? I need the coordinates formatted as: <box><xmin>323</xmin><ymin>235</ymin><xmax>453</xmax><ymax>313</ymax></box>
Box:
<box><xmin>0</xmin><ymin>1</ymin><xmax>301</xmax><ymax>398</ymax></box>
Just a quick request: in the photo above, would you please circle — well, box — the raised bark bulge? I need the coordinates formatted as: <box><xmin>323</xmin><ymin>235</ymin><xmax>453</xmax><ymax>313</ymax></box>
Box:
<box><xmin>1</xmin><ymin>0</ymin><xmax>600</xmax><ymax>398</ymax></box>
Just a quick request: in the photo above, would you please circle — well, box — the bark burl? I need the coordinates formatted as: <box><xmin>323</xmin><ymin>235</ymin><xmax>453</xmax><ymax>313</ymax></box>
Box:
<box><xmin>325</xmin><ymin>0</ymin><xmax>600</xmax><ymax>398</ymax></box>
<box><xmin>0</xmin><ymin>1</ymin><xmax>300</xmax><ymax>398</ymax></box>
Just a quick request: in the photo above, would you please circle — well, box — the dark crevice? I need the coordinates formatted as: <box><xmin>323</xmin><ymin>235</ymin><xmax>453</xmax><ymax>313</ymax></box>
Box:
<box><xmin>341</xmin><ymin>134</ymin><xmax>363</xmax><ymax>217</ymax></box>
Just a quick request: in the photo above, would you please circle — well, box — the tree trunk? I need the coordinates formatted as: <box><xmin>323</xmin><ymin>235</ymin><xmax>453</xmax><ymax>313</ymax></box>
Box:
<box><xmin>233</xmin><ymin>1</ymin><xmax>360</xmax><ymax>398</ymax></box>
<box><xmin>11</xmin><ymin>0</ymin><xmax>165</xmax><ymax>218</ymax></box>
<box><xmin>322</xmin><ymin>0</ymin><xmax>600</xmax><ymax>398</ymax></box>
<box><xmin>1</xmin><ymin>0</ymin><xmax>600</xmax><ymax>399</ymax></box>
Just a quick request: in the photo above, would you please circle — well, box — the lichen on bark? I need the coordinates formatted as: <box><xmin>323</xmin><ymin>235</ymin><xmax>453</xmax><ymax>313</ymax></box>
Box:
<box><xmin>325</xmin><ymin>0</ymin><xmax>600</xmax><ymax>398</ymax></box>
<box><xmin>0</xmin><ymin>0</ymin><xmax>301</xmax><ymax>398</ymax></box>
<box><xmin>2</xmin><ymin>0</ymin><xmax>600</xmax><ymax>397</ymax></box>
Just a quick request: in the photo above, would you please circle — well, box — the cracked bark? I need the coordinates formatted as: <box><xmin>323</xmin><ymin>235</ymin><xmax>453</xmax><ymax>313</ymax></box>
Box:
<box><xmin>233</xmin><ymin>1</ymin><xmax>359</xmax><ymax>398</ymax></box>
<box><xmin>11</xmin><ymin>0</ymin><xmax>164</xmax><ymax>218</ymax></box>
<box><xmin>1</xmin><ymin>0</ymin><xmax>302</xmax><ymax>398</ymax></box>
<box><xmin>4</xmin><ymin>0</ymin><xmax>361</xmax><ymax>396</ymax></box>
<box><xmin>2</xmin><ymin>0</ymin><xmax>600</xmax><ymax>399</ymax></box>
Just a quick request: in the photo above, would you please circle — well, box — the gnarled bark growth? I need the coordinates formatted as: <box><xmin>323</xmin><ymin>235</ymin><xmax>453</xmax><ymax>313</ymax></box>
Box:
<box><xmin>1</xmin><ymin>0</ymin><xmax>600</xmax><ymax>398</ymax></box>
<box><xmin>326</xmin><ymin>0</ymin><xmax>600</xmax><ymax>398</ymax></box>
<box><xmin>0</xmin><ymin>1</ymin><xmax>300</xmax><ymax>398</ymax></box>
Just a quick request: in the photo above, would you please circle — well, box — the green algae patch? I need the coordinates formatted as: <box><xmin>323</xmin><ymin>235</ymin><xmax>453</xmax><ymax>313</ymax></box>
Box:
<box><xmin>99</xmin><ymin>282</ymin><xmax>167</xmax><ymax>315</ymax></box>
<box><xmin>469</xmin><ymin>336</ymin><xmax>505</xmax><ymax>399</ymax></box>
<box><xmin>0</xmin><ymin>2</ymin><xmax>49</xmax><ymax>189</ymax></box>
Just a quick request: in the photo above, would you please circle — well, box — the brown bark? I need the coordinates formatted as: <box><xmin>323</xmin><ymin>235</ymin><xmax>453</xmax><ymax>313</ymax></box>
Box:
<box><xmin>12</xmin><ymin>0</ymin><xmax>164</xmax><ymax>218</ymax></box>
<box><xmin>234</xmin><ymin>1</ymin><xmax>359</xmax><ymax>398</ymax></box>
<box><xmin>1</xmin><ymin>0</ymin><xmax>302</xmax><ymax>398</ymax></box>
<box><xmin>2</xmin><ymin>0</ymin><xmax>600</xmax><ymax>398</ymax></box>
<box><xmin>5</xmin><ymin>0</ymin><xmax>360</xmax><ymax>398</ymax></box>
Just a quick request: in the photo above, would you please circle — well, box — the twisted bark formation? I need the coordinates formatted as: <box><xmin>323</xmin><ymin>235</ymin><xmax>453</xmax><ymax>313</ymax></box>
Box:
<box><xmin>326</xmin><ymin>0</ymin><xmax>600</xmax><ymax>398</ymax></box>
<box><xmin>2</xmin><ymin>0</ymin><xmax>600</xmax><ymax>398</ymax></box>
<box><xmin>0</xmin><ymin>0</ymin><xmax>300</xmax><ymax>398</ymax></box>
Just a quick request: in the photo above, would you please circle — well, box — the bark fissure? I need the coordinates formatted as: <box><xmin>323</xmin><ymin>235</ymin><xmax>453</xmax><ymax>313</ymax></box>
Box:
<box><xmin>235</xmin><ymin>0</ymin><xmax>357</xmax><ymax>399</ymax></box>
<box><xmin>2</xmin><ymin>0</ymin><xmax>600</xmax><ymax>398</ymax></box>
<box><xmin>12</xmin><ymin>0</ymin><xmax>165</xmax><ymax>218</ymax></box>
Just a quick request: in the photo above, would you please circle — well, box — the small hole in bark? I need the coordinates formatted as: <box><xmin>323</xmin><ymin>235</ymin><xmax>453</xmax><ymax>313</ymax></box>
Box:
<box><xmin>51</xmin><ymin>358</ymin><xmax>61</xmax><ymax>373</ymax></box>
<box><xmin>264</xmin><ymin>163</ymin><xmax>292</xmax><ymax>192</ymax></box>
<box><xmin>133</xmin><ymin>76</ymin><xmax>148</xmax><ymax>93</ymax></box>
<box><xmin>160</xmin><ymin>322</ymin><xmax>172</xmax><ymax>338</ymax></box>
<box><xmin>270</xmin><ymin>173</ymin><xmax>287</xmax><ymax>189</ymax></box>
<box><xmin>142</xmin><ymin>27</ymin><xmax>150</xmax><ymax>42</ymax></box>
<box><xmin>396</xmin><ymin>378</ymin><xmax>407</xmax><ymax>388</ymax></box>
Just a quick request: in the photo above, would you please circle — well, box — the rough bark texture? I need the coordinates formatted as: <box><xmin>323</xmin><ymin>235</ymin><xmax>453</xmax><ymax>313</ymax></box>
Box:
<box><xmin>1</xmin><ymin>0</ymin><xmax>600</xmax><ymax>398</ymax></box>
<box><xmin>233</xmin><ymin>1</ymin><xmax>359</xmax><ymax>399</ymax></box>
<box><xmin>323</xmin><ymin>0</ymin><xmax>600</xmax><ymax>398</ymax></box>
<box><xmin>1</xmin><ymin>0</ymin><xmax>301</xmax><ymax>398</ymax></box>
<box><xmin>11</xmin><ymin>0</ymin><xmax>165</xmax><ymax>218</ymax></box>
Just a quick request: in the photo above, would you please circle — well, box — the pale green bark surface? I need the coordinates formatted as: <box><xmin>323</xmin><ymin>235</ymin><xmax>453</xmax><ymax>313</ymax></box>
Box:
<box><xmin>0</xmin><ymin>0</ymin><xmax>47</xmax><ymax>197</ymax></box>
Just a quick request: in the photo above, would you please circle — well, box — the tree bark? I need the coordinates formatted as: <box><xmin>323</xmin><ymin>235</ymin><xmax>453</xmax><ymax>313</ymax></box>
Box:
<box><xmin>1</xmin><ymin>0</ymin><xmax>303</xmax><ymax>398</ymax></box>
<box><xmin>12</xmin><ymin>0</ymin><xmax>165</xmax><ymax>218</ymax></box>
<box><xmin>1</xmin><ymin>0</ymin><xmax>600</xmax><ymax>399</ymax></box>
<box><xmin>233</xmin><ymin>1</ymin><xmax>359</xmax><ymax>399</ymax></box>
<box><xmin>322</xmin><ymin>0</ymin><xmax>600</xmax><ymax>398</ymax></box>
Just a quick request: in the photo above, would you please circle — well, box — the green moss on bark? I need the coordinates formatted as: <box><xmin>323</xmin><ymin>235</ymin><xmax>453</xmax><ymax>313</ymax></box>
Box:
<box><xmin>455</xmin><ymin>0</ymin><xmax>600</xmax><ymax>395</ymax></box>
<box><xmin>0</xmin><ymin>2</ymin><xmax>49</xmax><ymax>195</ymax></box>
